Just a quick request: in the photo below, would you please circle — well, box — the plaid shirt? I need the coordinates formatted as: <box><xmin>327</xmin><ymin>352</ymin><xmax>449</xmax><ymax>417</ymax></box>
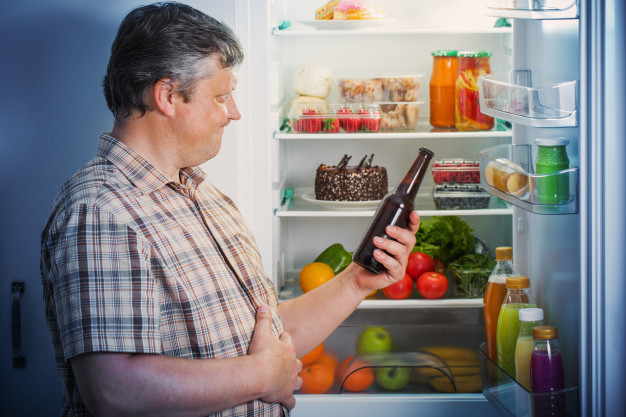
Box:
<box><xmin>41</xmin><ymin>134</ymin><xmax>284</xmax><ymax>417</ymax></box>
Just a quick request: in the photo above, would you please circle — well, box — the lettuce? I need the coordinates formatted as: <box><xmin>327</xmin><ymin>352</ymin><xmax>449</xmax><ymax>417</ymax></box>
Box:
<box><xmin>412</xmin><ymin>216</ymin><xmax>475</xmax><ymax>265</ymax></box>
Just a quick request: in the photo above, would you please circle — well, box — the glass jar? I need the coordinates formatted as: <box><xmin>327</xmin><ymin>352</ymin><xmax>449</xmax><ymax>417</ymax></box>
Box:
<box><xmin>455</xmin><ymin>50</ymin><xmax>494</xmax><ymax>131</ymax></box>
<box><xmin>430</xmin><ymin>50</ymin><xmax>458</xmax><ymax>128</ymax></box>
<box><xmin>535</xmin><ymin>137</ymin><xmax>570</xmax><ymax>204</ymax></box>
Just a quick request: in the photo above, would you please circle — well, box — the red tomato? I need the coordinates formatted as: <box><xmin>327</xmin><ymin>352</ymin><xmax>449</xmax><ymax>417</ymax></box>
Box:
<box><xmin>433</xmin><ymin>258</ymin><xmax>446</xmax><ymax>275</ymax></box>
<box><xmin>416</xmin><ymin>272</ymin><xmax>449</xmax><ymax>299</ymax></box>
<box><xmin>382</xmin><ymin>273</ymin><xmax>414</xmax><ymax>300</ymax></box>
<box><xmin>406</xmin><ymin>252</ymin><xmax>435</xmax><ymax>281</ymax></box>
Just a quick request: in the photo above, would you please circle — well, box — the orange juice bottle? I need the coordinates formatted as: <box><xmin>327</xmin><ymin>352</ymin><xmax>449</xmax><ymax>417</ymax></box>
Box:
<box><xmin>430</xmin><ymin>50</ymin><xmax>458</xmax><ymax>128</ymax></box>
<box><xmin>483</xmin><ymin>247</ymin><xmax>519</xmax><ymax>363</ymax></box>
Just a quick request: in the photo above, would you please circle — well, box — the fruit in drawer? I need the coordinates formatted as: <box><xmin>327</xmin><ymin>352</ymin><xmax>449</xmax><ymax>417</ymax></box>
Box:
<box><xmin>299</xmin><ymin>262</ymin><xmax>335</xmax><ymax>293</ymax></box>
<box><xmin>299</xmin><ymin>362</ymin><xmax>335</xmax><ymax>394</ymax></box>
<box><xmin>300</xmin><ymin>343</ymin><xmax>324</xmax><ymax>366</ymax></box>
<box><xmin>413</xmin><ymin>346</ymin><xmax>480</xmax><ymax>378</ymax></box>
<box><xmin>375</xmin><ymin>366</ymin><xmax>411</xmax><ymax>391</ymax></box>
<box><xmin>336</xmin><ymin>356</ymin><xmax>375</xmax><ymax>392</ymax></box>
<box><xmin>429</xmin><ymin>374</ymin><xmax>482</xmax><ymax>393</ymax></box>
<box><xmin>356</xmin><ymin>326</ymin><xmax>392</xmax><ymax>354</ymax></box>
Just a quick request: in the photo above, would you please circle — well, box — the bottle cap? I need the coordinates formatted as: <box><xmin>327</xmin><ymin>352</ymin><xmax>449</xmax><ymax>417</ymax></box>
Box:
<box><xmin>519</xmin><ymin>307</ymin><xmax>543</xmax><ymax>322</ymax></box>
<box><xmin>535</xmin><ymin>137</ymin><xmax>569</xmax><ymax>147</ymax></box>
<box><xmin>458</xmin><ymin>50</ymin><xmax>492</xmax><ymax>58</ymax></box>
<box><xmin>533</xmin><ymin>325</ymin><xmax>558</xmax><ymax>340</ymax></box>
<box><xmin>495</xmin><ymin>246</ymin><xmax>513</xmax><ymax>261</ymax></box>
<box><xmin>419</xmin><ymin>147</ymin><xmax>434</xmax><ymax>158</ymax></box>
<box><xmin>506</xmin><ymin>276</ymin><xmax>530</xmax><ymax>289</ymax></box>
<box><xmin>432</xmin><ymin>50</ymin><xmax>458</xmax><ymax>57</ymax></box>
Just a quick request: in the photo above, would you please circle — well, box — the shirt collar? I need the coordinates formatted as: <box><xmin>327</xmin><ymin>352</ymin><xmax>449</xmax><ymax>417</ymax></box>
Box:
<box><xmin>98</xmin><ymin>133</ymin><xmax>207</xmax><ymax>194</ymax></box>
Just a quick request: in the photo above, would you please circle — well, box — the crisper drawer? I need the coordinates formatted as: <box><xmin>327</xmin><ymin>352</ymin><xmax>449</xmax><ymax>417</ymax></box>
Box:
<box><xmin>292</xmin><ymin>308</ymin><xmax>499</xmax><ymax>417</ymax></box>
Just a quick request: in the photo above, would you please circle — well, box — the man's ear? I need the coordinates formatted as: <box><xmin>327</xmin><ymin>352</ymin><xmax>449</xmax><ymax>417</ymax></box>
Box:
<box><xmin>152</xmin><ymin>79</ymin><xmax>177</xmax><ymax>117</ymax></box>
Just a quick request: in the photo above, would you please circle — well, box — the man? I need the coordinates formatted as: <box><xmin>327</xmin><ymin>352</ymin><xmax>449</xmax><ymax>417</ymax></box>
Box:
<box><xmin>40</xmin><ymin>3</ymin><xmax>419</xmax><ymax>416</ymax></box>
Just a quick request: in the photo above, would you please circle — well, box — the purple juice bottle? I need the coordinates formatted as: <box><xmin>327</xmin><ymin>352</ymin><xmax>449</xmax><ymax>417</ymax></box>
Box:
<box><xmin>530</xmin><ymin>326</ymin><xmax>565</xmax><ymax>417</ymax></box>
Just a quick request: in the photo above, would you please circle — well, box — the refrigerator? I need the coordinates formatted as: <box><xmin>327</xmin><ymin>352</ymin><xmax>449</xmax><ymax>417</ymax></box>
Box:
<box><xmin>1</xmin><ymin>1</ymin><xmax>624</xmax><ymax>416</ymax></box>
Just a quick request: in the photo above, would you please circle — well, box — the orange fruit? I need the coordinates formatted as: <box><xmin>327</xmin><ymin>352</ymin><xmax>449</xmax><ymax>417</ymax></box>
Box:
<box><xmin>316</xmin><ymin>351</ymin><xmax>339</xmax><ymax>372</ymax></box>
<box><xmin>299</xmin><ymin>262</ymin><xmax>335</xmax><ymax>293</ymax></box>
<box><xmin>336</xmin><ymin>356</ymin><xmax>375</xmax><ymax>392</ymax></box>
<box><xmin>300</xmin><ymin>343</ymin><xmax>324</xmax><ymax>366</ymax></box>
<box><xmin>299</xmin><ymin>362</ymin><xmax>335</xmax><ymax>394</ymax></box>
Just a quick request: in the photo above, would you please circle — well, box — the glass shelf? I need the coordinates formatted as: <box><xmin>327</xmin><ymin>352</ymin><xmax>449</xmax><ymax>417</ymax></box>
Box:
<box><xmin>478</xmin><ymin>144</ymin><xmax>578</xmax><ymax>214</ymax></box>
<box><xmin>485</xmin><ymin>0</ymin><xmax>579</xmax><ymax>20</ymax></box>
<box><xmin>478</xmin><ymin>342</ymin><xmax>579</xmax><ymax>416</ymax></box>
<box><xmin>275</xmin><ymin>188</ymin><xmax>513</xmax><ymax>218</ymax></box>
<box><xmin>478</xmin><ymin>71</ymin><xmax>578</xmax><ymax>127</ymax></box>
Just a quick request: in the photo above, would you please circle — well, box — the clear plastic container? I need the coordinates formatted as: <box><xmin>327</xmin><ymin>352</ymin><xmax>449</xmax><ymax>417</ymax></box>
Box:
<box><xmin>432</xmin><ymin>184</ymin><xmax>491</xmax><ymax>210</ymax></box>
<box><xmin>432</xmin><ymin>159</ymin><xmax>480</xmax><ymax>184</ymax></box>
<box><xmin>288</xmin><ymin>102</ymin><xmax>382</xmax><ymax>134</ymax></box>
<box><xmin>338</xmin><ymin>75</ymin><xmax>423</xmax><ymax>103</ymax></box>
<box><xmin>377</xmin><ymin>102</ymin><xmax>422</xmax><ymax>131</ymax></box>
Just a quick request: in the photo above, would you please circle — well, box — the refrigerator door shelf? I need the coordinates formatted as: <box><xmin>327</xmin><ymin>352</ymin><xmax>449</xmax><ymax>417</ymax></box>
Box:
<box><xmin>479</xmin><ymin>144</ymin><xmax>578</xmax><ymax>214</ymax></box>
<box><xmin>485</xmin><ymin>0</ymin><xmax>579</xmax><ymax>20</ymax></box>
<box><xmin>478</xmin><ymin>342</ymin><xmax>579</xmax><ymax>417</ymax></box>
<box><xmin>478</xmin><ymin>70</ymin><xmax>578</xmax><ymax>127</ymax></box>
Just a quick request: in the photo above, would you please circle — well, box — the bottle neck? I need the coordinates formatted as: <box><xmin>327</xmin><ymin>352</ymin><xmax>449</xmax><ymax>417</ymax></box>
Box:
<box><xmin>533</xmin><ymin>338</ymin><xmax>561</xmax><ymax>355</ymax></box>
<box><xmin>395</xmin><ymin>150</ymin><xmax>434</xmax><ymax>199</ymax></box>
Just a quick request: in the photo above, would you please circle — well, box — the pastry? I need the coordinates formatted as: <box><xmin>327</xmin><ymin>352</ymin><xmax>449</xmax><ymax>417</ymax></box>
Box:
<box><xmin>293</xmin><ymin>64</ymin><xmax>333</xmax><ymax>99</ymax></box>
<box><xmin>333</xmin><ymin>0</ymin><xmax>386</xmax><ymax>20</ymax></box>
<box><xmin>315</xmin><ymin>154</ymin><xmax>388</xmax><ymax>201</ymax></box>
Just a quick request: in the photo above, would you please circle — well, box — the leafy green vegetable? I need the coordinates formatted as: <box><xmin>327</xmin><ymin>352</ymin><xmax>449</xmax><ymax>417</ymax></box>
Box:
<box><xmin>447</xmin><ymin>254</ymin><xmax>497</xmax><ymax>298</ymax></box>
<box><xmin>412</xmin><ymin>216</ymin><xmax>475</xmax><ymax>265</ymax></box>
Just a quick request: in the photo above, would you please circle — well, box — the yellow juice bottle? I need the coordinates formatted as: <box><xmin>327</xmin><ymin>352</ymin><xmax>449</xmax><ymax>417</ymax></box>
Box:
<box><xmin>514</xmin><ymin>308</ymin><xmax>544</xmax><ymax>390</ymax></box>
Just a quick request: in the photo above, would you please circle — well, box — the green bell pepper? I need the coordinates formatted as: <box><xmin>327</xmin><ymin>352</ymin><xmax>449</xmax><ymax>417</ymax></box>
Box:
<box><xmin>314</xmin><ymin>243</ymin><xmax>352</xmax><ymax>274</ymax></box>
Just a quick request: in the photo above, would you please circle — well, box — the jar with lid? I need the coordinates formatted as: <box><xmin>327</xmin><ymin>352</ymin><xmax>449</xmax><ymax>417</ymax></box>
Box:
<box><xmin>430</xmin><ymin>50</ymin><xmax>458</xmax><ymax>128</ymax></box>
<box><xmin>531</xmin><ymin>326</ymin><xmax>565</xmax><ymax>416</ymax></box>
<box><xmin>455</xmin><ymin>50</ymin><xmax>494</xmax><ymax>131</ymax></box>
<box><xmin>535</xmin><ymin>138</ymin><xmax>570</xmax><ymax>204</ymax></box>
<box><xmin>496</xmin><ymin>276</ymin><xmax>536</xmax><ymax>377</ymax></box>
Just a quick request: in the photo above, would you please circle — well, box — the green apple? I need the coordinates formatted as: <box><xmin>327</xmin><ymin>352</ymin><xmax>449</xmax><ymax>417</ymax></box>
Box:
<box><xmin>375</xmin><ymin>366</ymin><xmax>411</xmax><ymax>391</ymax></box>
<box><xmin>356</xmin><ymin>326</ymin><xmax>392</xmax><ymax>354</ymax></box>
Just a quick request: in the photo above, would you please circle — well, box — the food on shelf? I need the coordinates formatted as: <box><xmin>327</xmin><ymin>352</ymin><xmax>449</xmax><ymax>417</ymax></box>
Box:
<box><xmin>299</xmin><ymin>262</ymin><xmax>335</xmax><ymax>293</ymax></box>
<box><xmin>382</xmin><ymin>273</ymin><xmax>414</xmax><ymax>300</ymax></box>
<box><xmin>484</xmin><ymin>158</ymin><xmax>530</xmax><ymax>196</ymax></box>
<box><xmin>413</xmin><ymin>216</ymin><xmax>475</xmax><ymax>265</ymax></box>
<box><xmin>314</xmin><ymin>154</ymin><xmax>388</xmax><ymax>201</ymax></box>
<box><xmin>416</xmin><ymin>271</ymin><xmax>449</xmax><ymax>299</ymax></box>
<box><xmin>406</xmin><ymin>252</ymin><xmax>435</xmax><ymax>282</ymax></box>
<box><xmin>315</xmin><ymin>0</ymin><xmax>342</xmax><ymax>20</ymax></box>
<box><xmin>332</xmin><ymin>0</ymin><xmax>386</xmax><ymax>20</ymax></box>
<box><xmin>289</xmin><ymin>96</ymin><xmax>328</xmax><ymax>116</ymax></box>
<box><xmin>379</xmin><ymin>102</ymin><xmax>421</xmax><ymax>131</ymax></box>
<box><xmin>293</xmin><ymin>64</ymin><xmax>333</xmax><ymax>98</ymax></box>
<box><xmin>432</xmin><ymin>184</ymin><xmax>491</xmax><ymax>210</ymax></box>
<box><xmin>314</xmin><ymin>243</ymin><xmax>353</xmax><ymax>274</ymax></box>
<box><xmin>289</xmin><ymin>102</ymin><xmax>381</xmax><ymax>134</ymax></box>
<box><xmin>432</xmin><ymin>159</ymin><xmax>480</xmax><ymax>184</ymax></box>
<box><xmin>455</xmin><ymin>50</ymin><xmax>494</xmax><ymax>131</ymax></box>
<box><xmin>336</xmin><ymin>356</ymin><xmax>375</xmax><ymax>392</ymax></box>
<box><xmin>447</xmin><ymin>253</ymin><xmax>496</xmax><ymax>298</ymax></box>
<box><xmin>338</xmin><ymin>75</ymin><xmax>422</xmax><ymax>103</ymax></box>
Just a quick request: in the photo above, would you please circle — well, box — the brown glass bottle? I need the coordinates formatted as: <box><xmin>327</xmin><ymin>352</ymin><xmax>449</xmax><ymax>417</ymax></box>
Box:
<box><xmin>352</xmin><ymin>148</ymin><xmax>434</xmax><ymax>274</ymax></box>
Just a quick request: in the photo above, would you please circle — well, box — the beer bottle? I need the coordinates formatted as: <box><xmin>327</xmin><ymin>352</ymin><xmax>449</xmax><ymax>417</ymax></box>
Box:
<box><xmin>353</xmin><ymin>147</ymin><xmax>434</xmax><ymax>274</ymax></box>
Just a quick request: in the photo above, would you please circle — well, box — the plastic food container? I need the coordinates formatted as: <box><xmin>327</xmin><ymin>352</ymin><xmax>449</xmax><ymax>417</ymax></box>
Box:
<box><xmin>432</xmin><ymin>184</ymin><xmax>491</xmax><ymax>209</ymax></box>
<box><xmin>446</xmin><ymin>266</ymin><xmax>491</xmax><ymax>298</ymax></box>
<box><xmin>432</xmin><ymin>159</ymin><xmax>480</xmax><ymax>184</ymax></box>
<box><xmin>288</xmin><ymin>102</ymin><xmax>382</xmax><ymax>134</ymax></box>
<box><xmin>338</xmin><ymin>75</ymin><xmax>423</xmax><ymax>103</ymax></box>
<box><xmin>377</xmin><ymin>102</ymin><xmax>421</xmax><ymax>132</ymax></box>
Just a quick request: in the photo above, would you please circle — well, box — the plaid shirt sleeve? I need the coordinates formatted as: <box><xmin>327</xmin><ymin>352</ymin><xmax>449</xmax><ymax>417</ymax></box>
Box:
<box><xmin>43</xmin><ymin>203</ymin><xmax>161</xmax><ymax>361</ymax></box>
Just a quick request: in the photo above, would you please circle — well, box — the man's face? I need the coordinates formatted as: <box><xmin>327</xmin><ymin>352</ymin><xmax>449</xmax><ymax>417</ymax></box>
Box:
<box><xmin>171</xmin><ymin>59</ymin><xmax>241</xmax><ymax>168</ymax></box>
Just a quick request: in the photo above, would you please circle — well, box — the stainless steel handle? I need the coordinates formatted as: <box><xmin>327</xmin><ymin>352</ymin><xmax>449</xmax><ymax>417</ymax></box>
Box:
<box><xmin>11</xmin><ymin>281</ymin><xmax>25</xmax><ymax>368</ymax></box>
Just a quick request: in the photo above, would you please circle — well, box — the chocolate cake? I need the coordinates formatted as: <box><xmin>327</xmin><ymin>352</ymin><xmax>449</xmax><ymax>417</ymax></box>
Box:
<box><xmin>315</xmin><ymin>154</ymin><xmax>388</xmax><ymax>201</ymax></box>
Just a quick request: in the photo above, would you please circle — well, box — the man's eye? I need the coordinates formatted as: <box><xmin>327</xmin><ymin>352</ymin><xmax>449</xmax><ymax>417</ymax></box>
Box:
<box><xmin>217</xmin><ymin>94</ymin><xmax>229</xmax><ymax>103</ymax></box>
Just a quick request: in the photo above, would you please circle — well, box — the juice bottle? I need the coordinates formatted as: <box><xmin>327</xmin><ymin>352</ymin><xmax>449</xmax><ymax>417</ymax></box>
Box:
<box><xmin>514</xmin><ymin>307</ymin><xmax>543</xmax><ymax>390</ymax></box>
<box><xmin>455</xmin><ymin>50</ymin><xmax>494</xmax><ymax>131</ymax></box>
<box><xmin>531</xmin><ymin>326</ymin><xmax>565</xmax><ymax>416</ymax></box>
<box><xmin>483</xmin><ymin>246</ymin><xmax>520</xmax><ymax>363</ymax></box>
<box><xmin>535</xmin><ymin>138</ymin><xmax>570</xmax><ymax>204</ymax></box>
<box><xmin>496</xmin><ymin>276</ymin><xmax>536</xmax><ymax>377</ymax></box>
<box><xmin>353</xmin><ymin>148</ymin><xmax>434</xmax><ymax>274</ymax></box>
<box><xmin>430</xmin><ymin>50</ymin><xmax>458</xmax><ymax>128</ymax></box>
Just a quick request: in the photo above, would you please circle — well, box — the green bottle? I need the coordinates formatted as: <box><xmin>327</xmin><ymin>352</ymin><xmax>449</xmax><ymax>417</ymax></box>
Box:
<box><xmin>535</xmin><ymin>138</ymin><xmax>570</xmax><ymax>204</ymax></box>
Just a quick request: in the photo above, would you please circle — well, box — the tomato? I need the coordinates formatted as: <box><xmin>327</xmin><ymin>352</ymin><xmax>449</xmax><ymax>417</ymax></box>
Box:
<box><xmin>433</xmin><ymin>258</ymin><xmax>446</xmax><ymax>275</ymax></box>
<box><xmin>416</xmin><ymin>272</ymin><xmax>448</xmax><ymax>299</ymax></box>
<box><xmin>406</xmin><ymin>252</ymin><xmax>435</xmax><ymax>281</ymax></box>
<box><xmin>382</xmin><ymin>273</ymin><xmax>413</xmax><ymax>300</ymax></box>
